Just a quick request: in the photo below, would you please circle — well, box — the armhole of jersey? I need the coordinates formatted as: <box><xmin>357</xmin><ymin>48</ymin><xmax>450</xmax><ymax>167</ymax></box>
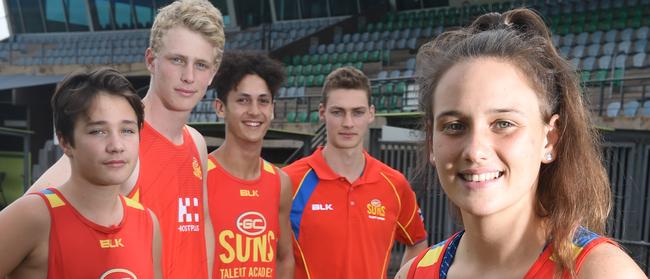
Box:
<box><xmin>574</xmin><ymin>237</ymin><xmax>618</xmax><ymax>273</ymax></box>
<box><xmin>407</xmin><ymin>246</ymin><xmax>430</xmax><ymax>278</ymax></box>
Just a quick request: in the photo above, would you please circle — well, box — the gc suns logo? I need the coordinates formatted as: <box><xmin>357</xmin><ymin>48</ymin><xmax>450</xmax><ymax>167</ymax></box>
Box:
<box><xmin>236</xmin><ymin>211</ymin><xmax>267</xmax><ymax>236</ymax></box>
<box><xmin>100</xmin><ymin>268</ymin><xmax>137</xmax><ymax>279</ymax></box>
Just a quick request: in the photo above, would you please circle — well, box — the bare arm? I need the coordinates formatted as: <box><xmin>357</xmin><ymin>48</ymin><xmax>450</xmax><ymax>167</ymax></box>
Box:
<box><xmin>27</xmin><ymin>155</ymin><xmax>71</xmax><ymax>194</ymax></box>
<box><xmin>276</xmin><ymin>170</ymin><xmax>295</xmax><ymax>279</ymax></box>
<box><xmin>401</xmin><ymin>241</ymin><xmax>428</xmax><ymax>267</ymax></box>
<box><xmin>578</xmin><ymin>242</ymin><xmax>646</xmax><ymax>279</ymax></box>
<box><xmin>0</xmin><ymin>195</ymin><xmax>50</xmax><ymax>277</ymax></box>
<box><xmin>188</xmin><ymin>126</ymin><xmax>214</xmax><ymax>279</ymax></box>
<box><xmin>394</xmin><ymin>257</ymin><xmax>415</xmax><ymax>279</ymax></box>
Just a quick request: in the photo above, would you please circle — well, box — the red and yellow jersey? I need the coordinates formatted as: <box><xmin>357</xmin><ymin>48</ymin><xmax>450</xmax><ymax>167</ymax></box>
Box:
<box><xmin>207</xmin><ymin>155</ymin><xmax>281</xmax><ymax>279</ymax></box>
<box><xmin>407</xmin><ymin>227</ymin><xmax>617</xmax><ymax>279</ymax></box>
<box><xmin>33</xmin><ymin>188</ymin><xmax>154</xmax><ymax>279</ymax></box>
<box><xmin>128</xmin><ymin>121</ymin><xmax>208</xmax><ymax>278</ymax></box>
<box><xmin>283</xmin><ymin>147</ymin><xmax>427</xmax><ymax>279</ymax></box>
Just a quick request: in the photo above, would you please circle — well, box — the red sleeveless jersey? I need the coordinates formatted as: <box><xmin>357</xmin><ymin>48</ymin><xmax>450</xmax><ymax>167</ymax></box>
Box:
<box><xmin>128</xmin><ymin>122</ymin><xmax>208</xmax><ymax>278</ymax></box>
<box><xmin>33</xmin><ymin>188</ymin><xmax>154</xmax><ymax>279</ymax></box>
<box><xmin>207</xmin><ymin>155</ymin><xmax>281</xmax><ymax>279</ymax></box>
<box><xmin>407</xmin><ymin>227</ymin><xmax>617</xmax><ymax>279</ymax></box>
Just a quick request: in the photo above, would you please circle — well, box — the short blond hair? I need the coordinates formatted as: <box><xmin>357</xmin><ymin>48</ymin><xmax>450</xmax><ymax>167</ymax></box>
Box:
<box><xmin>150</xmin><ymin>0</ymin><xmax>225</xmax><ymax>67</ymax></box>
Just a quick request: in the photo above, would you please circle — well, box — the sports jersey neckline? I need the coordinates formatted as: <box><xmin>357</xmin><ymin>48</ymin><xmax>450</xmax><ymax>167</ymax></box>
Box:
<box><xmin>208</xmin><ymin>154</ymin><xmax>267</xmax><ymax>185</ymax></box>
<box><xmin>142</xmin><ymin>121</ymin><xmax>190</xmax><ymax>148</ymax></box>
<box><xmin>45</xmin><ymin>187</ymin><xmax>128</xmax><ymax>233</ymax></box>
<box><xmin>307</xmin><ymin>146</ymin><xmax>381</xmax><ymax>184</ymax></box>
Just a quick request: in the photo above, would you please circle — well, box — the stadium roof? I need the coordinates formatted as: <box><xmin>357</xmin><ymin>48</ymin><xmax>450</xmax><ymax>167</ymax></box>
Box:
<box><xmin>0</xmin><ymin>74</ymin><xmax>65</xmax><ymax>91</ymax></box>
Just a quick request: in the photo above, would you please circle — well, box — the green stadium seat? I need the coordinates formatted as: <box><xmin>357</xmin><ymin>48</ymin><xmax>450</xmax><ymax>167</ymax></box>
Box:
<box><xmin>330</xmin><ymin>53</ymin><xmax>339</xmax><ymax>64</ymax></box>
<box><xmin>319</xmin><ymin>54</ymin><xmax>329</xmax><ymax>64</ymax></box>
<box><xmin>354</xmin><ymin>62</ymin><xmax>363</xmax><ymax>70</ymax></box>
<box><xmin>359</xmin><ymin>51</ymin><xmax>369</xmax><ymax>63</ymax></box>
<box><xmin>309</xmin><ymin>54</ymin><xmax>319</xmax><ymax>65</ymax></box>
<box><xmin>292</xmin><ymin>65</ymin><xmax>303</xmax><ymax>76</ymax></box>
<box><xmin>338</xmin><ymin>53</ymin><xmax>349</xmax><ymax>64</ymax></box>
<box><xmin>312</xmin><ymin>64</ymin><xmax>322</xmax><ymax>76</ymax></box>
<box><xmin>301</xmin><ymin>55</ymin><xmax>310</xmax><ymax>65</ymax></box>
<box><xmin>349</xmin><ymin>52</ymin><xmax>359</xmax><ymax>63</ymax></box>
<box><xmin>287</xmin><ymin>111</ymin><xmax>296</xmax><ymax>123</ymax></box>
<box><xmin>295</xmin><ymin>75</ymin><xmax>305</xmax><ymax>87</ymax></box>
<box><xmin>368</xmin><ymin>50</ymin><xmax>380</xmax><ymax>62</ymax></box>
<box><xmin>302</xmin><ymin>65</ymin><xmax>312</xmax><ymax>76</ymax></box>
<box><xmin>304</xmin><ymin>75</ymin><xmax>314</xmax><ymax>87</ymax></box>
<box><xmin>384</xmin><ymin>83</ymin><xmax>395</xmax><ymax>95</ymax></box>
<box><xmin>395</xmin><ymin>81</ymin><xmax>407</xmax><ymax>95</ymax></box>
<box><xmin>286</xmin><ymin>76</ymin><xmax>295</xmax><ymax>87</ymax></box>
<box><xmin>581</xmin><ymin>70</ymin><xmax>592</xmax><ymax>82</ymax></box>
<box><xmin>309</xmin><ymin>111</ymin><xmax>320</xmax><ymax>123</ymax></box>
<box><xmin>593</xmin><ymin>70</ymin><xmax>608</xmax><ymax>81</ymax></box>
<box><xmin>321</xmin><ymin>63</ymin><xmax>333</xmax><ymax>75</ymax></box>
<box><xmin>292</xmin><ymin>55</ymin><xmax>301</xmax><ymax>65</ymax></box>
<box><xmin>315</xmin><ymin>75</ymin><xmax>325</xmax><ymax>86</ymax></box>
<box><xmin>297</xmin><ymin>111</ymin><xmax>308</xmax><ymax>122</ymax></box>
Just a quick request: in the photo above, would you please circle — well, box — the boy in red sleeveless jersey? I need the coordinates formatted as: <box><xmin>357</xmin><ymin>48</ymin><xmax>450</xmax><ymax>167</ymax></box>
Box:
<box><xmin>207</xmin><ymin>51</ymin><xmax>294</xmax><ymax>279</ymax></box>
<box><xmin>0</xmin><ymin>68</ymin><xmax>161</xmax><ymax>278</ymax></box>
<box><xmin>282</xmin><ymin>67</ymin><xmax>428</xmax><ymax>279</ymax></box>
<box><xmin>28</xmin><ymin>1</ymin><xmax>225</xmax><ymax>278</ymax></box>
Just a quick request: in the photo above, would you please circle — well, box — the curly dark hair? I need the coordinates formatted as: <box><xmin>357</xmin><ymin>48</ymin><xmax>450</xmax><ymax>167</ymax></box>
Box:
<box><xmin>212</xmin><ymin>51</ymin><xmax>286</xmax><ymax>103</ymax></box>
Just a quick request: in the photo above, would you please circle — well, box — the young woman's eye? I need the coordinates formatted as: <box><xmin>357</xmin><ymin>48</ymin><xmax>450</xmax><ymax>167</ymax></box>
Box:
<box><xmin>494</xmin><ymin>120</ymin><xmax>515</xmax><ymax>129</ymax></box>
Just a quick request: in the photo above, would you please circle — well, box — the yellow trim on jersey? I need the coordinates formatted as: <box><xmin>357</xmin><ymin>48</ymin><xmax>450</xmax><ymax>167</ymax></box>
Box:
<box><xmin>403</xmin><ymin>199</ymin><xmax>419</xmax><ymax>229</ymax></box>
<box><xmin>550</xmin><ymin>243</ymin><xmax>585</xmax><ymax>262</ymax></box>
<box><xmin>380</xmin><ymin>172</ymin><xmax>402</xmax><ymax>212</ymax></box>
<box><xmin>44</xmin><ymin>193</ymin><xmax>65</xmax><ymax>208</ymax></box>
<box><xmin>292</xmin><ymin>169</ymin><xmax>313</xmax><ymax>200</ymax></box>
<box><xmin>380</xmin><ymin>229</ymin><xmax>397</xmax><ymax>279</ymax></box>
<box><xmin>207</xmin><ymin>157</ymin><xmax>217</xmax><ymax>171</ymax></box>
<box><xmin>416</xmin><ymin>246</ymin><xmax>445</xmax><ymax>268</ymax></box>
<box><xmin>263</xmin><ymin>160</ymin><xmax>276</xmax><ymax>174</ymax></box>
<box><xmin>131</xmin><ymin>188</ymin><xmax>140</xmax><ymax>202</ymax></box>
<box><xmin>124</xmin><ymin>196</ymin><xmax>145</xmax><ymax>210</ymax></box>
<box><xmin>397</xmin><ymin>222</ymin><xmax>415</xmax><ymax>244</ymax></box>
<box><xmin>293</xmin><ymin>236</ymin><xmax>312</xmax><ymax>279</ymax></box>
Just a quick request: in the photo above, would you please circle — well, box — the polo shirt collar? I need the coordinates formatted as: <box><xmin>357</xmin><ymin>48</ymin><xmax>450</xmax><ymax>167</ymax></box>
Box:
<box><xmin>307</xmin><ymin>146</ymin><xmax>382</xmax><ymax>183</ymax></box>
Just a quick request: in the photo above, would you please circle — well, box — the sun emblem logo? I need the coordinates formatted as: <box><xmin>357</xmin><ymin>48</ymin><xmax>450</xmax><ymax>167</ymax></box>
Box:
<box><xmin>192</xmin><ymin>157</ymin><xmax>202</xmax><ymax>179</ymax></box>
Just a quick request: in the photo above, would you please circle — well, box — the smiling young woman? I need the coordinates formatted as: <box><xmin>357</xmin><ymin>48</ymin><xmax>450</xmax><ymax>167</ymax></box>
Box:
<box><xmin>396</xmin><ymin>8</ymin><xmax>646</xmax><ymax>279</ymax></box>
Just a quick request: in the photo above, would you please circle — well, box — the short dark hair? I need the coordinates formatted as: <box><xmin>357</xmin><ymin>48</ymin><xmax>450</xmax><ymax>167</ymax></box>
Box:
<box><xmin>213</xmin><ymin>51</ymin><xmax>285</xmax><ymax>103</ymax></box>
<box><xmin>321</xmin><ymin>67</ymin><xmax>371</xmax><ymax>106</ymax></box>
<box><xmin>51</xmin><ymin>67</ymin><xmax>143</xmax><ymax>146</ymax></box>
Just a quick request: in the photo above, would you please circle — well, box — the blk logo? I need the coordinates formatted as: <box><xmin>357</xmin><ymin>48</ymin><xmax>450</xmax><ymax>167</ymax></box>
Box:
<box><xmin>311</xmin><ymin>203</ymin><xmax>334</xmax><ymax>211</ymax></box>
<box><xmin>178</xmin><ymin>197</ymin><xmax>200</xmax><ymax>223</ymax></box>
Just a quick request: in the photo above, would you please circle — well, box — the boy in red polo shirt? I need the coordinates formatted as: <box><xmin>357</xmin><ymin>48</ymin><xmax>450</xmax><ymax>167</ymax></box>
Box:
<box><xmin>283</xmin><ymin>67</ymin><xmax>428</xmax><ymax>278</ymax></box>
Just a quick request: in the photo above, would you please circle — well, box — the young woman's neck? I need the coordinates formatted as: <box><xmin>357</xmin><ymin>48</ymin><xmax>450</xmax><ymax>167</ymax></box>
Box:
<box><xmin>455</xmin><ymin>195</ymin><xmax>547</xmax><ymax>276</ymax></box>
<box><xmin>142</xmin><ymin>94</ymin><xmax>190</xmax><ymax>145</ymax></box>
<box><xmin>322</xmin><ymin>144</ymin><xmax>365</xmax><ymax>183</ymax></box>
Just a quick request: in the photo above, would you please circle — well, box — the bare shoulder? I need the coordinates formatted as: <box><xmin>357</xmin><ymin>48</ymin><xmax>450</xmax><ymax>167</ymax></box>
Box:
<box><xmin>0</xmin><ymin>194</ymin><xmax>50</xmax><ymax>226</ymax></box>
<box><xmin>395</xmin><ymin>258</ymin><xmax>415</xmax><ymax>279</ymax></box>
<box><xmin>578</xmin><ymin>242</ymin><xmax>646</xmax><ymax>279</ymax></box>
<box><xmin>186</xmin><ymin>125</ymin><xmax>206</xmax><ymax>146</ymax></box>
<box><xmin>278</xmin><ymin>169</ymin><xmax>293</xmax><ymax>200</ymax></box>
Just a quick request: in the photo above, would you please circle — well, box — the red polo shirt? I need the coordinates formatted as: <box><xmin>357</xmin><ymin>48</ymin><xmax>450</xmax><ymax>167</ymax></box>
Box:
<box><xmin>283</xmin><ymin>147</ymin><xmax>427</xmax><ymax>279</ymax></box>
